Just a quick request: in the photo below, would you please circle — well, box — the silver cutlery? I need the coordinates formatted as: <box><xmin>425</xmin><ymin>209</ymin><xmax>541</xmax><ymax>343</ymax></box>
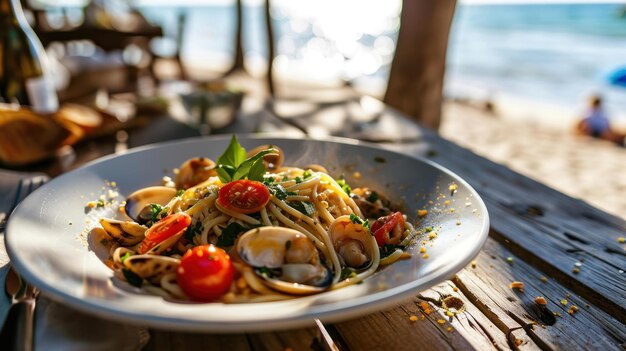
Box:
<box><xmin>0</xmin><ymin>176</ymin><xmax>47</xmax><ymax>351</ymax></box>
<box><xmin>1</xmin><ymin>267</ymin><xmax>38</xmax><ymax>351</ymax></box>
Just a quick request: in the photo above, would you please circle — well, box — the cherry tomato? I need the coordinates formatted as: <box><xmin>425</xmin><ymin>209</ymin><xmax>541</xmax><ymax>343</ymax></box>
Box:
<box><xmin>217</xmin><ymin>180</ymin><xmax>270</xmax><ymax>214</ymax></box>
<box><xmin>176</xmin><ymin>245</ymin><xmax>234</xmax><ymax>302</ymax></box>
<box><xmin>138</xmin><ymin>212</ymin><xmax>191</xmax><ymax>254</ymax></box>
<box><xmin>371</xmin><ymin>212</ymin><xmax>406</xmax><ymax>247</ymax></box>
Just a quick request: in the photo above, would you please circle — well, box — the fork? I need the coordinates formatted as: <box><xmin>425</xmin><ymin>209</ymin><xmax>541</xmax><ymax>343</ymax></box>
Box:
<box><xmin>0</xmin><ymin>175</ymin><xmax>48</xmax><ymax>351</ymax></box>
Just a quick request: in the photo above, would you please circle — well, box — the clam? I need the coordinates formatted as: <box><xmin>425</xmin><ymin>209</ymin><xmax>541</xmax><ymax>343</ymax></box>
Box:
<box><xmin>247</xmin><ymin>145</ymin><xmax>284</xmax><ymax>171</ymax></box>
<box><xmin>99</xmin><ymin>218</ymin><xmax>147</xmax><ymax>246</ymax></box>
<box><xmin>237</xmin><ymin>227</ymin><xmax>332</xmax><ymax>294</ymax></box>
<box><xmin>123</xmin><ymin>254</ymin><xmax>180</xmax><ymax>285</ymax></box>
<box><xmin>175</xmin><ymin>157</ymin><xmax>217</xmax><ymax>189</ymax></box>
<box><xmin>329</xmin><ymin>215</ymin><xmax>376</xmax><ymax>269</ymax></box>
<box><xmin>125</xmin><ymin>186</ymin><xmax>177</xmax><ymax>224</ymax></box>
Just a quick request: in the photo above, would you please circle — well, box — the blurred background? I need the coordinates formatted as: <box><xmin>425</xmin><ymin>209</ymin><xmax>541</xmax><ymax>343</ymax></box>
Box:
<box><xmin>3</xmin><ymin>0</ymin><xmax>626</xmax><ymax>217</ymax></box>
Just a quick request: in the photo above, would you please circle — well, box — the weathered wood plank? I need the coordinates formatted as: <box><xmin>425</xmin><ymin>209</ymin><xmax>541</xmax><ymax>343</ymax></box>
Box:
<box><xmin>454</xmin><ymin>239</ymin><xmax>626</xmax><ymax>350</ymax></box>
<box><xmin>383</xmin><ymin>121</ymin><xmax>626</xmax><ymax>323</ymax></box>
<box><xmin>333</xmin><ymin>281</ymin><xmax>511</xmax><ymax>351</ymax></box>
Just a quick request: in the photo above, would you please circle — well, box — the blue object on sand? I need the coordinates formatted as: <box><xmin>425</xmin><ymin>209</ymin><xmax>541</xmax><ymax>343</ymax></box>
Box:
<box><xmin>608</xmin><ymin>67</ymin><xmax>626</xmax><ymax>88</ymax></box>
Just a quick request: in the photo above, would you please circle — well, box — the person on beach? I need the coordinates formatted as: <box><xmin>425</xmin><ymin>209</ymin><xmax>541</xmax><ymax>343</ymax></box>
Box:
<box><xmin>576</xmin><ymin>95</ymin><xmax>625</xmax><ymax>146</ymax></box>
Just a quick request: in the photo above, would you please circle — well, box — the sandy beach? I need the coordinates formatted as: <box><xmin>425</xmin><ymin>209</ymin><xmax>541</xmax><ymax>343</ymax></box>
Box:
<box><xmin>440</xmin><ymin>100</ymin><xmax>626</xmax><ymax>219</ymax></box>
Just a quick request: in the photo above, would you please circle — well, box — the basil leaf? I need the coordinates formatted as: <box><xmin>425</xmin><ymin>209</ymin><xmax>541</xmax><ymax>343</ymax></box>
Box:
<box><xmin>248</xmin><ymin>158</ymin><xmax>266</xmax><ymax>181</ymax></box>
<box><xmin>216</xmin><ymin>164</ymin><xmax>235</xmax><ymax>183</ymax></box>
<box><xmin>232</xmin><ymin>149</ymin><xmax>275</xmax><ymax>181</ymax></box>
<box><xmin>216</xmin><ymin>135</ymin><xmax>247</xmax><ymax>170</ymax></box>
<box><xmin>216</xmin><ymin>222</ymin><xmax>248</xmax><ymax>247</ymax></box>
<box><xmin>289</xmin><ymin>201</ymin><xmax>316</xmax><ymax>216</ymax></box>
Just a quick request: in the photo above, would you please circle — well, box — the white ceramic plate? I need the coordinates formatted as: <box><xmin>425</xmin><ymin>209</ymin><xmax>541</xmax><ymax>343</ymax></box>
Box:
<box><xmin>5</xmin><ymin>135</ymin><xmax>489</xmax><ymax>332</ymax></box>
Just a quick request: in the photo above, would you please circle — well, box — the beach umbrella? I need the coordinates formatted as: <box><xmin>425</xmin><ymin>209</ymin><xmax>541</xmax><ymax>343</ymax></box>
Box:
<box><xmin>608</xmin><ymin>67</ymin><xmax>626</xmax><ymax>88</ymax></box>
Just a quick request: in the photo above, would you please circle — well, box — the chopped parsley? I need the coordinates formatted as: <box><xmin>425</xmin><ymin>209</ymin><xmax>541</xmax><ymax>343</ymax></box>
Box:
<box><xmin>349</xmin><ymin>213</ymin><xmax>370</xmax><ymax>230</ymax></box>
<box><xmin>184</xmin><ymin>221</ymin><xmax>203</xmax><ymax>241</ymax></box>
<box><xmin>175</xmin><ymin>189</ymin><xmax>185</xmax><ymax>197</ymax></box>
<box><xmin>257</xmin><ymin>267</ymin><xmax>277</xmax><ymax>278</ymax></box>
<box><xmin>340</xmin><ymin>268</ymin><xmax>357</xmax><ymax>280</ymax></box>
<box><xmin>295</xmin><ymin>176</ymin><xmax>303</xmax><ymax>184</ymax></box>
<box><xmin>380</xmin><ymin>244</ymin><xmax>400</xmax><ymax>259</ymax></box>
<box><xmin>122</xmin><ymin>269</ymin><xmax>143</xmax><ymax>288</ymax></box>
<box><xmin>337</xmin><ymin>178</ymin><xmax>352</xmax><ymax>195</ymax></box>
<box><xmin>96</xmin><ymin>199</ymin><xmax>105</xmax><ymax>208</ymax></box>
<box><xmin>216</xmin><ymin>222</ymin><xmax>261</xmax><ymax>247</ymax></box>
<box><xmin>150</xmin><ymin>204</ymin><xmax>163</xmax><ymax>223</ymax></box>
<box><xmin>289</xmin><ymin>201</ymin><xmax>316</xmax><ymax>216</ymax></box>
<box><xmin>303</xmin><ymin>170</ymin><xmax>312</xmax><ymax>179</ymax></box>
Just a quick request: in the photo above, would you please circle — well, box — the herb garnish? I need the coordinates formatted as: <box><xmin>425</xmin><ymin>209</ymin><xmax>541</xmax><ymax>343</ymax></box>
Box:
<box><xmin>349</xmin><ymin>213</ymin><xmax>370</xmax><ymax>230</ymax></box>
<box><xmin>340</xmin><ymin>267</ymin><xmax>357</xmax><ymax>280</ymax></box>
<box><xmin>215</xmin><ymin>135</ymin><xmax>277</xmax><ymax>183</ymax></box>
<box><xmin>215</xmin><ymin>222</ymin><xmax>262</xmax><ymax>247</ymax></box>
<box><xmin>337</xmin><ymin>178</ymin><xmax>351</xmax><ymax>195</ymax></box>
<box><xmin>289</xmin><ymin>201</ymin><xmax>316</xmax><ymax>216</ymax></box>
<box><xmin>150</xmin><ymin>204</ymin><xmax>163</xmax><ymax>223</ymax></box>
<box><xmin>303</xmin><ymin>170</ymin><xmax>312</xmax><ymax>179</ymax></box>
<box><xmin>175</xmin><ymin>189</ymin><xmax>185</xmax><ymax>197</ymax></box>
<box><xmin>380</xmin><ymin>244</ymin><xmax>400</xmax><ymax>258</ymax></box>
<box><xmin>184</xmin><ymin>221</ymin><xmax>203</xmax><ymax>241</ymax></box>
<box><xmin>266</xmin><ymin>183</ymin><xmax>292</xmax><ymax>200</ymax></box>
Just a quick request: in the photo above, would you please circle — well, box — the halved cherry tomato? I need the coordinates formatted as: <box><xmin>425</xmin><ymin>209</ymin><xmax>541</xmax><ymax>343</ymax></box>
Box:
<box><xmin>176</xmin><ymin>245</ymin><xmax>234</xmax><ymax>302</ymax></box>
<box><xmin>217</xmin><ymin>180</ymin><xmax>270</xmax><ymax>214</ymax></box>
<box><xmin>371</xmin><ymin>212</ymin><xmax>405</xmax><ymax>247</ymax></box>
<box><xmin>137</xmin><ymin>212</ymin><xmax>191</xmax><ymax>254</ymax></box>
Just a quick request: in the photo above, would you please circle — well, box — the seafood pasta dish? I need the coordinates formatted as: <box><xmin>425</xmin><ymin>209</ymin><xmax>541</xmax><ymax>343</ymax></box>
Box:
<box><xmin>95</xmin><ymin>136</ymin><xmax>418</xmax><ymax>302</ymax></box>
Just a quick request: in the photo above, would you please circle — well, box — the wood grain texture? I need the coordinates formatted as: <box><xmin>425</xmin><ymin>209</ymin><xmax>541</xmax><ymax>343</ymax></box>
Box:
<box><xmin>385</xmin><ymin>122</ymin><xmax>626</xmax><ymax>323</ymax></box>
<box><xmin>333</xmin><ymin>281</ymin><xmax>511</xmax><ymax>351</ymax></box>
<box><xmin>454</xmin><ymin>238</ymin><xmax>625</xmax><ymax>350</ymax></box>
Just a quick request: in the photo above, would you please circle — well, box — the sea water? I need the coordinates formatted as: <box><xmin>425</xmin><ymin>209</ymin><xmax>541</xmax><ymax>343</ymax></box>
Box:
<box><xmin>138</xmin><ymin>2</ymin><xmax>626</xmax><ymax>122</ymax></box>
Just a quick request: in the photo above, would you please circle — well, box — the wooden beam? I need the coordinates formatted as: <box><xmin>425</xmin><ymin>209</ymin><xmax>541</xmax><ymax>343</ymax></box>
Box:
<box><xmin>384</xmin><ymin>0</ymin><xmax>457</xmax><ymax>130</ymax></box>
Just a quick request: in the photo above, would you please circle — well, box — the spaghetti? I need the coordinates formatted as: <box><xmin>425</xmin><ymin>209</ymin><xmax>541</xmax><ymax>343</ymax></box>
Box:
<box><xmin>97</xmin><ymin>137</ymin><xmax>416</xmax><ymax>302</ymax></box>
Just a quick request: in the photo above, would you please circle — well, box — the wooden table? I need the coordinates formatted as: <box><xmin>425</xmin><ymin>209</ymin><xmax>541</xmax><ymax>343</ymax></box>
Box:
<box><xmin>3</xmin><ymin>95</ymin><xmax>625</xmax><ymax>350</ymax></box>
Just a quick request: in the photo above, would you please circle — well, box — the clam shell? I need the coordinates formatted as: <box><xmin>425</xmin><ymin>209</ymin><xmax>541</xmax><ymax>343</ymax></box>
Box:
<box><xmin>99</xmin><ymin>218</ymin><xmax>147</xmax><ymax>246</ymax></box>
<box><xmin>123</xmin><ymin>254</ymin><xmax>180</xmax><ymax>285</ymax></box>
<box><xmin>125</xmin><ymin>186</ymin><xmax>177</xmax><ymax>224</ymax></box>
<box><xmin>237</xmin><ymin>227</ymin><xmax>332</xmax><ymax>294</ymax></box>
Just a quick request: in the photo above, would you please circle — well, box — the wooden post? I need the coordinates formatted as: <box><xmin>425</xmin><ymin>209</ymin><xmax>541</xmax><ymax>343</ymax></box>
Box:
<box><xmin>264</xmin><ymin>0</ymin><xmax>275</xmax><ymax>96</ymax></box>
<box><xmin>225</xmin><ymin>0</ymin><xmax>246</xmax><ymax>75</ymax></box>
<box><xmin>383</xmin><ymin>0</ymin><xmax>457</xmax><ymax>131</ymax></box>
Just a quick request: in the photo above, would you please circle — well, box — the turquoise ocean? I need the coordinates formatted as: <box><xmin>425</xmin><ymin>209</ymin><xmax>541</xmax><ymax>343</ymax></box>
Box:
<box><xmin>138</xmin><ymin>3</ymin><xmax>626</xmax><ymax>118</ymax></box>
